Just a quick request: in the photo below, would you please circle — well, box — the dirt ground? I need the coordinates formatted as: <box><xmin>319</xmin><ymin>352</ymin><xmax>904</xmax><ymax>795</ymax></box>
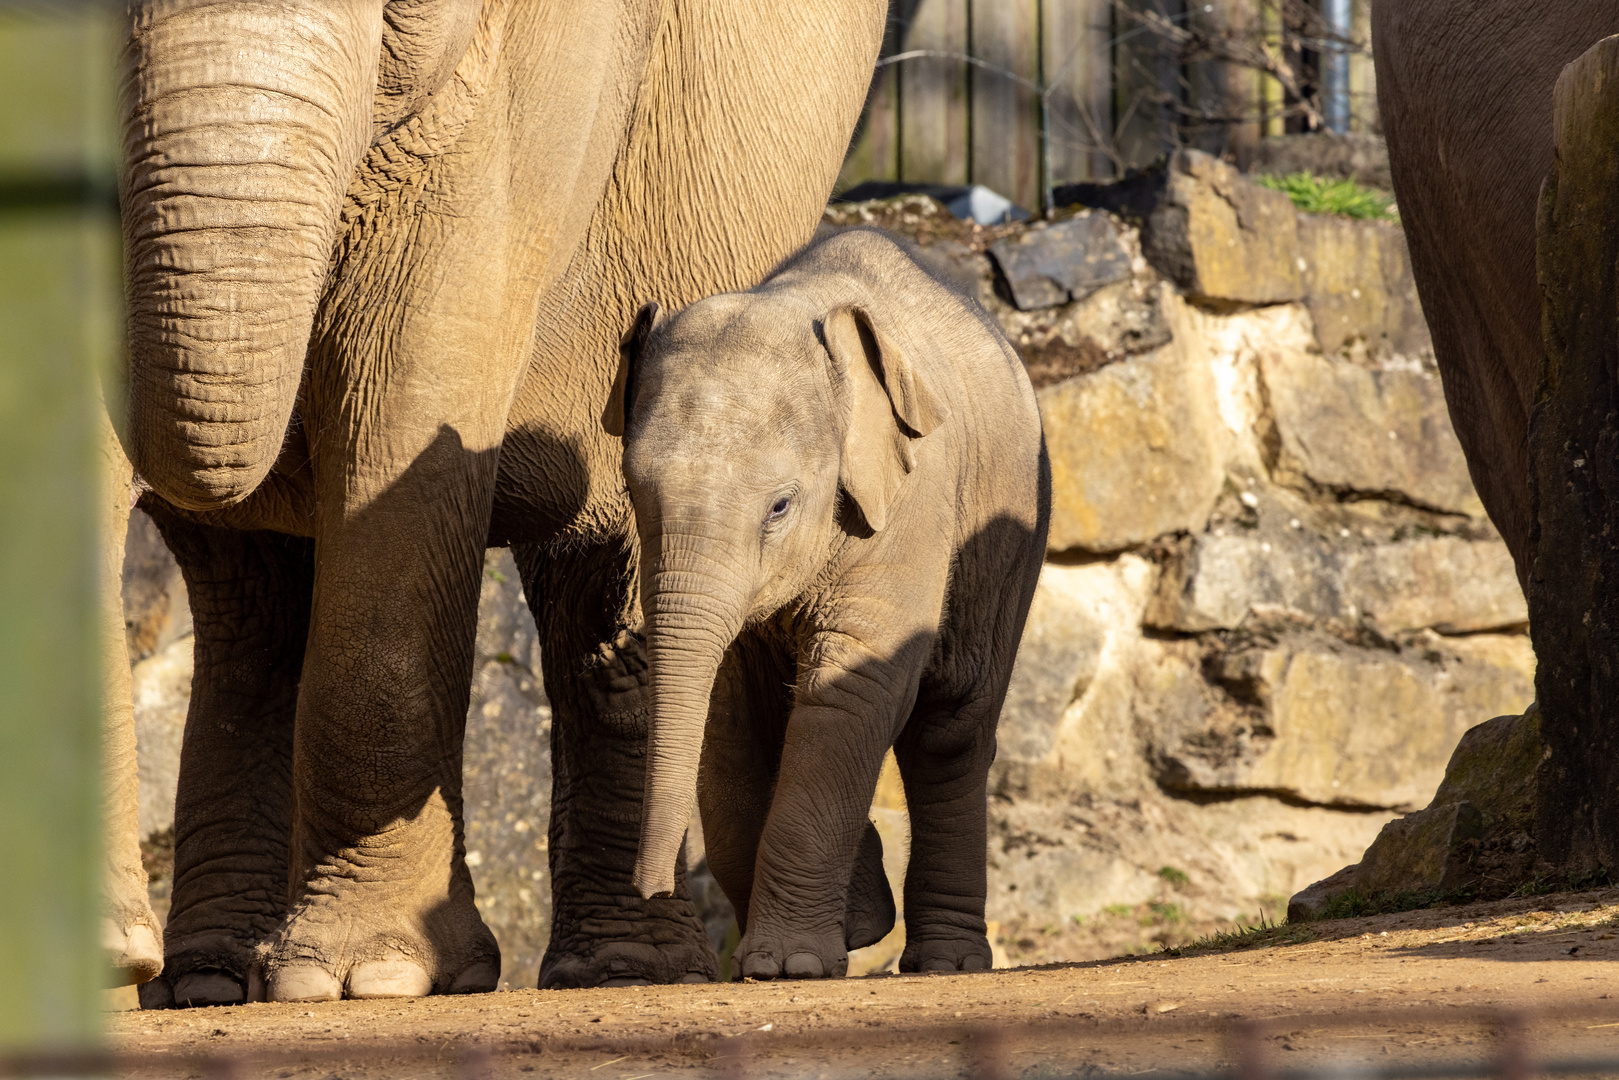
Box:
<box><xmin>107</xmin><ymin>887</ymin><xmax>1619</xmax><ymax>1079</ymax></box>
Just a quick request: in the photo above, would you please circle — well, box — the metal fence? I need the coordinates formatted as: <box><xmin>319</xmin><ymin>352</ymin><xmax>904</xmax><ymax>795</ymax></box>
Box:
<box><xmin>839</xmin><ymin>0</ymin><xmax>1380</xmax><ymax>211</ymax></box>
<box><xmin>6</xmin><ymin>1004</ymin><xmax>1619</xmax><ymax>1079</ymax></box>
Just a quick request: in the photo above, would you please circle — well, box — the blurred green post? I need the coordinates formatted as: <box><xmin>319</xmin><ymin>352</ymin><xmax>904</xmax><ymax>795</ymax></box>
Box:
<box><xmin>0</xmin><ymin>0</ymin><xmax>119</xmax><ymax>1051</ymax></box>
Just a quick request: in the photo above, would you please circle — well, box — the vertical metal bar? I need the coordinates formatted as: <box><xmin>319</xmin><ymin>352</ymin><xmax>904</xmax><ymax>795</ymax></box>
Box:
<box><xmin>968</xmin><ymin>1026</ymin><xmax>1009</xmax><ymax>1080</ymax></box>
<box><xmin>1496</xmin><ymin>1011</ymin><xmax>1529</xmax><ymax>1080</ymax></box>
<box><xmin>459</xmin><ymin>1044</ymin><xmax>493</xmax><ymax>1080</ymax></box>
<box><xmin>1039</xmin><ymin>0</ymin><xmax>1051</xmax><ymax>217</ymax></box>
<box><xmin>202</xmin><ymin>1052</ymin><xmax>243</xmax><ymax>1080</ymax></box>
<box><xmin>1232</xmin><ymin>1020</ymin><xmax>1272</xmax><ymax>1080</ymax></box>
<box><xmin>1321</xmin><ymin>0</ymin><xmax>1351</xmax><ymax>133</ymax></box>
<box><xmin>0</xmin><ymin>1</ymin><xmax>117</xmax><ymax>1053</ymax></box>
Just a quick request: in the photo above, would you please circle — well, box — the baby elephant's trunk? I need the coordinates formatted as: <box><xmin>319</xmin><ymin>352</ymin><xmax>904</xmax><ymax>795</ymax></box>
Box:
<box><xmin>632</xmin><ymin>564</ymin><xmax>745</xmax><ymax>899</ymax></box>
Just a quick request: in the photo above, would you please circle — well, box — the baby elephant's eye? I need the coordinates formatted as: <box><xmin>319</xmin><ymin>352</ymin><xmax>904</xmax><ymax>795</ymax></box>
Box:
<box><xmin>767</xmin><ymin>496</ymin><xmax>791</xmax><ymax>521</ymax></box>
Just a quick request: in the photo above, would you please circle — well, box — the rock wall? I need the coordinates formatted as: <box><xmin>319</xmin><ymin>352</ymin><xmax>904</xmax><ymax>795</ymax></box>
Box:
<box><xmin>125</xmin><ymin>149</ymin><xmax>1535</xmax><ymax>983</ymax></box>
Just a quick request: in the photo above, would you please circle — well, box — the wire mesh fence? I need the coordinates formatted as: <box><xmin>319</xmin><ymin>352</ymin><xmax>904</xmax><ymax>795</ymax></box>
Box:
<box><xmin>8</xmin><ymin>1002</ymin><xmax>1619</xmax><ymax>1080</ymax></box>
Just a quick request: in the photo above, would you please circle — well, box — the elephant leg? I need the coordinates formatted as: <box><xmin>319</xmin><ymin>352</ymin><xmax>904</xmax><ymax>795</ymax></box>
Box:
<box><xmin>695</xmin><ymin>636</ymin><xmax>793</xmax><ymax>935</ymax></box>
<box><xmin>697</xmin><ymin>641</ymin><xmax>893</xmax><ymax>952</ymax></box>
<box><xmin>260</xmin><ymin>439</ymin><xmax>501</xmax><ymax>1004</ymax></box>
<box><xmin>512</xmin><ymin>537</ymin><xmax>718</xmax><ymax>988</ymax></box>
<box><xmin>892</xmin><ymin>686</ymin><xmax>997</xmax><ymax>974</ymax></box>
<box><xmin>734</xmin><ymin>671</ymin><xmax>901</xmax><ymax>980</ymax></box>
<box><xmin>137</xmin><ymin>508</ymin><xmax>313</xmax><ymax>1009</ymax></box>
<box><xmin>844</xmin><ymin>821</ymin><xmax>895</xmax><ymax>951</ymax></box>
<box><xmin>100</xmin><ymin>419</ymin><xmax>164</xmax><ymax>988</ymax></box>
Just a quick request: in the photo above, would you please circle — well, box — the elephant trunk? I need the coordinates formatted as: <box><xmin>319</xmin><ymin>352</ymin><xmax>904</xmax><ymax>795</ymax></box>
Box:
<box><xmin>119</xmin><ymin>1</ymin><xmax>385</xmax><ymax>510</ymax></box>
<box><xmin>632</xmin><ymin>539</ymin><xmax>748</xmax><ymax>900</ymax></box>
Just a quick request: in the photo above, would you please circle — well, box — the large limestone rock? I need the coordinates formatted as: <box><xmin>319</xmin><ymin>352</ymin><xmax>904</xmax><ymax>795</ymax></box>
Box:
<box><xmin>1261</xmin><ymin>347</ymin><xmax>1483</xmax><ymax>515</ymax></box>
<box><xmin>1296</xmin><ymin>214</ymin><xmax>1431</xmax><ymax>362</ymax></box>
<box><xmin>1342</xmin><ymin>535</ymin><xmax>1525</xmax><ymax>634</ymax></box>
<box><xmin>988</xmin><ymin>213</ymin><xmax>1131</xmax><ymax>311</ymax></box>
<box><xmin>1289</xmin><ymin>706</ymin><xmax>1544</xmax><ymax>920</ymax></box>
<box><xmin>1151</xmin><ymin>630</ymin><xmax>1536</xmax><ymax>810</ymax></box>
<box><xmin>998</xmin><ymin>557</ymin><xmax>1156</xmax><ymax>775</ymax></box>
<box><xmin>1146</xmin><ymin>151</ymin><xmax>1304</xmax><ymax>305</ymax></box>
<box><xmin>1147</xmin><ymin>521</ymin><xmax>1341</xmax><ymax>633</ymax></box>
<box><xmin>1066</xmin><ymin>149</ymin><xmax>1306</xmax><ymax>306</ymax></box>
<box><xmin>1039</xmin><ymin>297</ymin><xmax>1227</xmax><ymax>552</ymax></box>
<box><xmin>987</xmin><ymin>792</ymin><xmax>1391</xmax><ymax>932</ymax></box>
<box><xmin>1149</xmin><ymin>525</ymin><xmax>1525</xmax><ymax>636</ymax></box>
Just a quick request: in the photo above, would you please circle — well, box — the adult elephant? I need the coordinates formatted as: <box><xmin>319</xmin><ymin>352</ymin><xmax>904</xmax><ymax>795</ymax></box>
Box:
<box><xmin>1375</xmin><ymin>4</ymin><xmax>1619</xmax><ymax>874</ymax></box>
<box><xmin>1373</xmin><ymin>1</ymin><xmax>1619</xmax><ymax>586</ymax></box>
<box><xmin>106</xmin><ymin>0</ymin><xmax>885</xmax><ymax>1006</ymax></box>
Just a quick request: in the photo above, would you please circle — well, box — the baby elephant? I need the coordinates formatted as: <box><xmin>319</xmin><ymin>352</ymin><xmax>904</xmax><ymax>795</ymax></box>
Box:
<box><xmin>604</xmin><ymin>226</ymin><xmax>1049</xmax><ymax>979</ymax></box>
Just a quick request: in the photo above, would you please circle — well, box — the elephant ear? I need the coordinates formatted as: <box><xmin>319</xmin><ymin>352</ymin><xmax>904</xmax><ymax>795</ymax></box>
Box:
<box><xmin>822</xmin><ymin>304</ymin><xmax>950</xmax><ymax>533</ymax></box>
<box><xmin>603</xmin><ymin>302</ymin><xmax>664</xmax><ymax>438</ymax></box>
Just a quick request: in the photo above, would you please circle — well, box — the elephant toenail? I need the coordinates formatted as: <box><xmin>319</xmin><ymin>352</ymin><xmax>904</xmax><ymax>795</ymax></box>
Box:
<box><xmin>449</xmin><ymin>961</ymin><xmax>500</xmax><ymax>995</ymax></box>
<box><xmin>602</xmin><ymin>976</ymin><xmax>652</xmax><ymax>987</ymax></box>
<box><xmin>173</xmin><ymin>971</ymin><xmax>245</xmax><ymax>1008</ymax></box>
<box><xmin>137</xmin><ymin>979</ymin><xmax>174</xmax><ymax>1011</ymax></box>
<box><xmin>919</xmin><ymin>957</ymin><xmax>956</xmax><ymax>973</ymax></box>
<box><xmin>346</xmin><ymin>960</ymin><xmax>432</xmax><ymax>999</ymax></box>
<box><xmin>678</xmin><ymin>972</ymin><xmax>709</xmax><ymax>983</ymax></box>
<box><xmin>267</xmin><ymin>964</ymin><xmax>342</xmax><ymax>1003</ymax></box>
<box><xmin>740</xmin><ymin>953</ymin><xmax>781</xmax><ymax>980</ymax></box>
<box><xmin>783</xmin><ymin>952</ymin><xmax>825</xmax><ymax>979</ymax></box>
<box><xmin>961</xmin><ymin>954</ymin><xmax>989</xmax><ymax>972</ymax></box>
<box><xmin>112</xmin><ymin>925</ymin><xmax>164</xmax><ymax>986</ymax></box>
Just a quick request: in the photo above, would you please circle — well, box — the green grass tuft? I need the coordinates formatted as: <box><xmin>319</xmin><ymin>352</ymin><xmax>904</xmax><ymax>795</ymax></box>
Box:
<box><xmin>1254</xmin><ymin>171</ymin><xmax>1397</xmax><ymax>221</ymax></box>
<box><xmin>1157</xmin><ymin>865</ymin><xmax>1191</xmax><ymax>887</ymax></box>
<box><xmin>1161</xmin><ymin>911</ymin><xmax>1316</xmax><ymax>957</ymax></box>
<box><xmin>1143</xmin><ymin>901</ymin><xmax>1187</xmax><ymax>926</ymax></box>
<box><xmin>1318</xmin><ymin>883</ymin><xmax>1481</xmax><ymax>920</ymax></box>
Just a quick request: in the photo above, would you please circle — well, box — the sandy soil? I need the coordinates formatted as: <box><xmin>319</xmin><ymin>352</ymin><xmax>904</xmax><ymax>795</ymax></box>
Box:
<box><xmin>107</xmin><ymin>887</ymin><xmax>1619</xmax><ymax>1079</ymax></box>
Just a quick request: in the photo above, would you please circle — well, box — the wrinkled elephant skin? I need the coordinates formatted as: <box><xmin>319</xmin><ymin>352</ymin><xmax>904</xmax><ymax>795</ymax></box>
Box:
<box><xmin>111</xmin><ymin>0</ymin><xmax>886</xmax><ymax>1003</ymax></box>
<box><xmin>614</xmin><ymin>229</ymin><xmax>1050</xmax><ymax>979</ymax></box>
<box><xmin>1374</xmin><ymin>0</ymin><xmax>1619</xmax><ymax>586</ymax></box>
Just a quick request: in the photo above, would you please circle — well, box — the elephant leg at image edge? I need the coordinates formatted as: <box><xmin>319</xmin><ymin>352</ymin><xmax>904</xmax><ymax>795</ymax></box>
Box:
<box><xmin>137</xmin><ymin>507</ymin><xmax>314</xmax><ymax>1008</ymax></box>
<box><xmin>513</xmin><ymin>538</ymin><xmax>718</xmax><ymax>988</ymax></box>
<box><xmin>101</xmin><ymin>423</ymin><xmax>163</xmax><ymax>988</ymax></box>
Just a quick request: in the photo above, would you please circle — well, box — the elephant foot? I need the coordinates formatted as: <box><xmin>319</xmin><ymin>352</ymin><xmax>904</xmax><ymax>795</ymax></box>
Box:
<box><xmin>260</xmin><ymin>892</ymin><xmax>500</xmax><ymax>1002</ymax></box>
<box><xmin>137</xmin><ymin>934</ymin><xmax>265</xmax><ymax>1009</ymax></box>
<box><xmin>264</xmin><ymin>957</ymin><xmax>488</xmax><ymax>1002</ymax></box>
<box><xmin>539</xmin><ymin>899</ymin><xmax>717</xmax><ymax>988</ymax></box>
<box><xmin>900</xmin><ymin>930</ymin><xmax>992</xmax><ymax>974</ymax></box>
<box><xmin>103</xmin><ymin>857</ymin><xmax>165</xmax><ymax>987</ymax></box>
<box><xmin>102</xmin><ymin>916</ymin><xmax>164</xmax><ymax>987</ymax></box>
<box><xmin>539</xmin><ymin>939</ymin><xmax>716</xmax><ymax>989</ymax></box>
<box><xmin>737</xmin><ymin>927</ymin><xmax>848</xmax><ymax>980</ymax></box>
